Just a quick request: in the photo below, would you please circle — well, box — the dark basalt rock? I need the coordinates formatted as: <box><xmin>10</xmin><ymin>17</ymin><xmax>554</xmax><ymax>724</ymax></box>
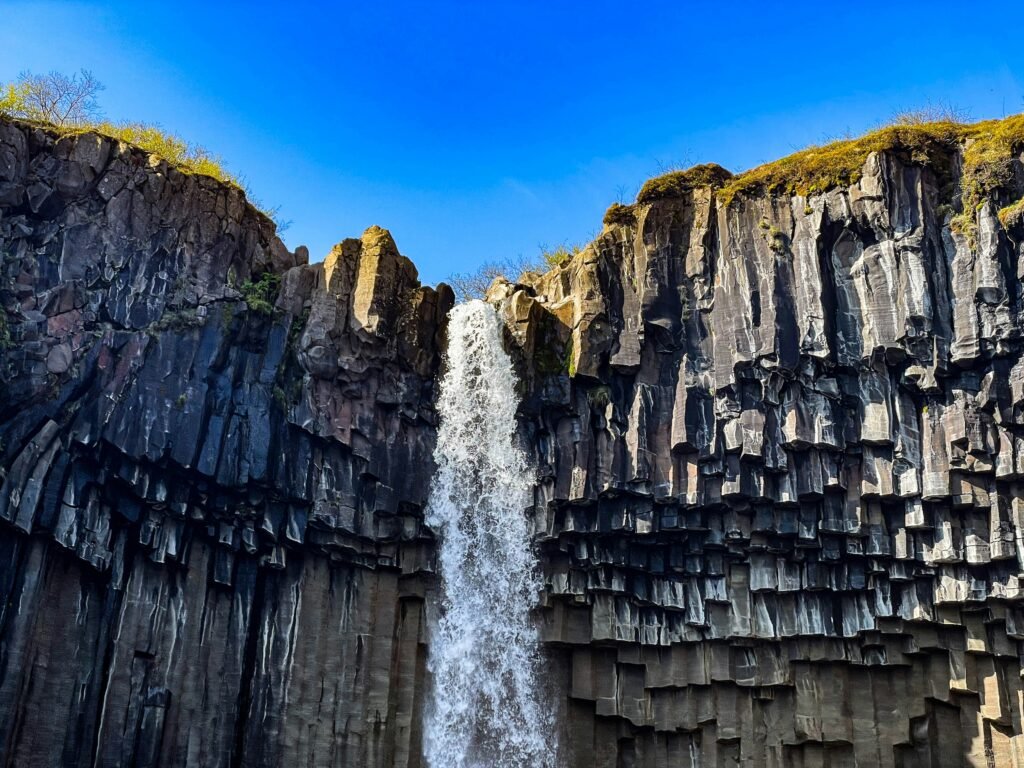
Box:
<box><xmin>490</xmin><ymin>136</ymin><xmax>1024</xmax><ymax>767</ymax></box>
<box><xmin>0</xmin><ymin>118</ymin><xmax>450</xmax><ymax>768</ymax></box>
<box><xmin>3</xmin><ymin>113</ymin><xmax>1024</xmax><ymax>767</ymax></box>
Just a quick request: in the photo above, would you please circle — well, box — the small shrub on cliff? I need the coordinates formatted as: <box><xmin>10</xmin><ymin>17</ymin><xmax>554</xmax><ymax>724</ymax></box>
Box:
<box><xmin>603</xmin><ymin>202</ymin><xmax>637</xmax><ymax>227</ymax></box>
<box><xmin>448</xmin><ymin>255</ymin><xmax>533</xmax><ymax>301</ymax></box>
<box><xmin>447</xmin><ymin>244</ymin><xmax>581</xmax><ymax>301</ymax></box>
<box><xmin>0</xmin><ymin>83</ymin><xmax>29</xmax><ymax>120</ymax></box>
<box><xmin>540</xmin><ymin>242</ymin><xmax>584</xmax><ymax>268</ymax></box>
<box><xmin>241</xmin><ymin>272</ymin><xmax>281</xmax><ymax>316</ymax></box>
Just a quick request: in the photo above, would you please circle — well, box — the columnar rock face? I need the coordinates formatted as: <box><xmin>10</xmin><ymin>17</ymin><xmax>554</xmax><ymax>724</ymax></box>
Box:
<box><xmin>493</xmin><ymin>122</ymin><xmax>1024</xmax><ymax>767</ymax></box>
<box><xmin>0</xmin><ymin>118</ymin><xmax>452</xmax><ymax>768</ymax></box>
<box><xmin>4</xmin><ymin>114</ymin><xmax>1024</xmax><ymax>768</ymax></box>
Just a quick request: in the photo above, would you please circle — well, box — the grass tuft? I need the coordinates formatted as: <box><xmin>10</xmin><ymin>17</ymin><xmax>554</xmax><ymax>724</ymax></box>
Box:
<box><xmin>603</xmin><ymin>202</ymin><xmax>637</xmax><ymax>227</ymax></box>
<box><xmin>637</xmin><ymin>163</ymin><xmax>732</xmax><ymax>203</ymax></box>
<box><xmin>998</xmin><ymin>198</ymin><xmax>1024</xmax><ymax>230</ymax></box>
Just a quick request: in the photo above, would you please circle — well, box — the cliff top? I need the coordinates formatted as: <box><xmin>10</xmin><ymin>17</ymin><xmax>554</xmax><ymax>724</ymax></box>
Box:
<box><xmin>2</xmin><ymin>115</ymin><xmax>280</xmax><ymax>227</ymax></box>
<box><xmin>639</xmin><ymin>113</ymin><xmax>1024</xmax><ymax>213</ymax></box>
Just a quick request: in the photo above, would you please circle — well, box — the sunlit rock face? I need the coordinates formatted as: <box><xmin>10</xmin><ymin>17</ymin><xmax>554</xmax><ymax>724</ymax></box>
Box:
<box><xmin>494</xmin><ymin>133</ymin><xmax>1024</xmax><ymax>766</ymax></box>
<box><xmin>4</xmin><ymin>113</ymin><xmax>1024</xmax><ymax>768</ymax></box>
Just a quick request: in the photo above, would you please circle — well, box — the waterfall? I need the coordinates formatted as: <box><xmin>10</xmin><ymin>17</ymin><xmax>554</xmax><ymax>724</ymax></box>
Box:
<box><xmin>424</xmin><ymin>300</ymin><xmax>556</xmax><ymax>768</ymax></box>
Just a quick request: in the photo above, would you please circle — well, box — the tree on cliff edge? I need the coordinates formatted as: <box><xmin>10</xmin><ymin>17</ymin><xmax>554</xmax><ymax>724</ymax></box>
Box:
<box><xmin>0</xmin><ymin>69</ymin><xmax>104</xmax><ymax>127</ymax></box>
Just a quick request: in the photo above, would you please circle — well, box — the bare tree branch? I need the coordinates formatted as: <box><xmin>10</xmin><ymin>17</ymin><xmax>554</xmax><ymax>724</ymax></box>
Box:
<box><xmin>15</xmin><ymin>68</ymin><xmax>104</xmax><ymax>126</ymax></box>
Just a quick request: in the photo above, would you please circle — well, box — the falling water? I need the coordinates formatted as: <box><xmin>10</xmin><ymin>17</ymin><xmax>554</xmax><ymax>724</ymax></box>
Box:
<box><xmin>424</xmin><ymin>300</ymin><xmax>556</xmax><ymax>768</ymax></box>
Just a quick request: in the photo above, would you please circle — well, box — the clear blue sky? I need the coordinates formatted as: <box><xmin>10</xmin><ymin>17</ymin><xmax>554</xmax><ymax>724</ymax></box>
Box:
<box><xmin>2</xmin><ymin>1</ymin><xmax>1022</xmax><ymax>286</ymax></box>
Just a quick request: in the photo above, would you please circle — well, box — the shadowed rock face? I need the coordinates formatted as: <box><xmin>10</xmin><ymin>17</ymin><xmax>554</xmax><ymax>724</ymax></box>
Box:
<box><xmin>0</xmin><ymin>119</ymin><xmax>452</xmax><ymax>768</ymax></box>
<box><xmin>3</xmin><ymin>114</ymin><xmax>1024</xmax><ymax>768</ymax></box>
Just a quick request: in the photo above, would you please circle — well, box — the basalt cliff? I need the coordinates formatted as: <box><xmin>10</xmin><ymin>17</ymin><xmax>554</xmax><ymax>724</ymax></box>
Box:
<box><xmin>2</xmin><ymin>114</ymin><xmax>1024</xmax><ymax>768</ymax></box>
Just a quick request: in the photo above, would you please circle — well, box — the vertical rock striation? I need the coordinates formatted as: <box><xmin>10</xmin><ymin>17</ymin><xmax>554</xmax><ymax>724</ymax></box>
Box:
<box><xmin>0</xmin><ymin>118</ymin><xmax>452</xmax><ymax>768</ymax></box>
<box><xmin>424</xmin><ymin>300</ymin><xmax>555</xmax><ymax>768</ymax></box>
<box><xmin>492</xmin><ymin>117</ymin><xmax>1024</xmax><ymax>767</ymax></box>
<box><xmin>4</xmin><ymin>113</ymin><xmax>1024</xmax><ymax>767</ymax></box>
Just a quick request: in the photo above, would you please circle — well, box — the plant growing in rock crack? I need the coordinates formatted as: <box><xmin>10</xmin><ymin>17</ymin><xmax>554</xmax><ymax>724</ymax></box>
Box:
<box><xmin>241</xmin><ymin>272</ymin><xmax>281</xmax><ymax>316</ymax></box>
<box><xmin>767</xmin><ymin>226</ymin><xmax>788</xmax><ymax>254</ymax></box>
<box><xmin>563</xmin><ymin>336</ymin><xmax>577</xmax><ymax>377</ymax></box>
<box><xmin>0</xmin><ymin>309</ymin><xmax>11</xmax><ymax>351</ymax></box>
<box><xmin>540</xmin><ymin>242</ymin><xmax>585</xmax><ymax>268</ymax></box>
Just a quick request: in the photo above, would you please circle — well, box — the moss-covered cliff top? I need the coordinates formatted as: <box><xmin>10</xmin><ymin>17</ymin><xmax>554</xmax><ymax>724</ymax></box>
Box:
<box><xmin>636</xmin><ymin>163</ymin><xmax>733</xmax><ymax>203</ymax></box>
<box><xmin>638</xmin><ymin>113</ymin><xmax>1024</xmax><ymax>210</ymax></box>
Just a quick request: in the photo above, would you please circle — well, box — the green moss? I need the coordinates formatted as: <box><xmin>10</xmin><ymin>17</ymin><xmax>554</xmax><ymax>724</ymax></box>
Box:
<box><xmin>716</xmin><ymin>121</ymin><xmax>967</xmax><ymax>206</ymax></box>
<box><xmin>0</xmin><ymin>309</ymin><xmax>10</xmax><ymax>350</ymax></box>
<box><xmin>241</xmin><ymin>272</ymin><xmax>281</xmax><ymax>316</ymax></box>
<box><xmin>637</xmin><ymin>163</ymin><xmax>733</xmax><ymax>203</ymax></box>
<box><xmin>174</xmin><ymin>393</ymin><xmax>187</xmax><ymax>408</ymax></box>
<box><xmin>563</xmin><ymin>336</ymin><xmax>577</xmax><ymax>377</ymax></box>
<box><xmin>998</xmin><ymin>198</ymin><xmax>1024</xmax><ymax>230</ymax></box>
<box><xmin>603</xmin><ymin>202</ymin><xmax>637</xmax><ymax>227</ymax></box>
<box><xmin>711</xmin><ymin>115</ymin><xmax>1024</xmax><ymax>227</ymax></box>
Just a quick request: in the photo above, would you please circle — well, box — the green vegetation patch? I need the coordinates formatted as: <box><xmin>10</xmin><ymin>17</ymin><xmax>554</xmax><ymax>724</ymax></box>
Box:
<box><xmin>241</xmin><ymin>272</ymin><xmax>281</xmax><ymax>316</ymax></box>
<box><xmin>83</xmin><ymin>122</ymin><xmax>236</xmax><ymax>185</ymax></box>
<box><xmin>540</xmin><ymin>243</ymin><xmax>584</xmax><ymax>268</ymax></box>
<box><xmin>603</xmin><ymin>202</ymin><xmax>637</xmax><ymax>227</ymax></box>
<box><xmin>951</xmin><ymin>115</ymin><xmax>1024</xmax><ymax>243</ymax></box>
<box><xmin>711</xmin><ymin>115</ymin><xmax>1024</xmax><ymax>216</ymax></box>
<box><xmin>637</xmin><ymin>163</ymin><xmax>733</xmax><ymax>203</ymax></box>
<box><xmin>716</xmin><ymin>121</ymin><xmax>964</xmax><ymax>205</ymax></box>
<box><xmin>999</xmin><ymin>198</ymin><xmax>1024</xmax><ymax>230</ymax></box>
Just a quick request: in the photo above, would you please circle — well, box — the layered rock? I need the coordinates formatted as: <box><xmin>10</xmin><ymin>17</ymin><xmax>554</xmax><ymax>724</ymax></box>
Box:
<box><xmin>4</xmin><ymin>113</ymin><xmax>1024</xmax><ymax>768</ymax></box>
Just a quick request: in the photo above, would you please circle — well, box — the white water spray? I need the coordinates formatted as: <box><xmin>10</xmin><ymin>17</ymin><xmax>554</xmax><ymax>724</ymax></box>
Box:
<box><xmin>424</xmin><ymin>300</ymin><xmax>556</xmax><ymax>768</ymax></box>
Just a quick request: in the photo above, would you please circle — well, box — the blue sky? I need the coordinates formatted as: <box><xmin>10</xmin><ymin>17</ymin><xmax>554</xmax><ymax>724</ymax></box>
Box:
<box><xmin>2</xmin><ymin>1</ymin><xmax>1022</xmax><ymax>286</ymax></box>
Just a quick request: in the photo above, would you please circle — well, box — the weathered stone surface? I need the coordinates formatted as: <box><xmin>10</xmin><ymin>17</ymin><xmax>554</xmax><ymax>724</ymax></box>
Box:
<box><xmin>497</xmin><ymin>132</ymin><xmax>1024</xmax><ymax>767</ymax></box>
<box><xmin>5</xmin><ymin>114</ymin><xmax>1024</xmax><ymax>768</ymax></box>
<box><xmin>0</xmin><ymin>118</ymin><xmax>450</xmax><ymax>768</ymax></box>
